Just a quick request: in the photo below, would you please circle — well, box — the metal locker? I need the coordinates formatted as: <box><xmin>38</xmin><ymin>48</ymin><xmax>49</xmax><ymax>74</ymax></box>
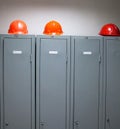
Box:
<box><xmin>0</xmin><ymin>34</ymin><xmax>35</xmax><ymax>129</ymax></box>
<box><xmin>0</xmin><ymin>35</ymin><xmax>2</xmax><ymax>129</ymax></box>
<box><xmin>104</xmin><ymin>37</ymin><xmax>120</xmax><ymax>129</ymax></box>
<box><xmin>36</xmin><ymin>35</ymin><xmax>70</xmax><ymax>129</ymax></box>
<box><xmin>71</xmin><ymin>36</ymin><xmax>103</xmax><ymax>129</ymax></box>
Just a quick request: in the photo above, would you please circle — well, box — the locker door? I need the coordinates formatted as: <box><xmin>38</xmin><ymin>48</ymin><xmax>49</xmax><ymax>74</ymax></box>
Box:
<box><xmin>73</xmin><ymin>37</ymin><xmax>100</xmax><ymax>129</ymax></box>
<box><xmin>0</xmin><ymin>35</ymin><xmax>2</xmax><ymax>129</ymax></box>
<box><xmin>105</xmin><ymin>38</ymin><xmax>120</xmax><ymax>129</ymax></box>
<box><xmin>37</xmin><ymin>37</ymin><xmax>70</xmax><ymax>129</ymax></box>
<box><xmin>3</xmin><ymin>38</ymin><xmax>34</xmax><ymax>129</ymax></box>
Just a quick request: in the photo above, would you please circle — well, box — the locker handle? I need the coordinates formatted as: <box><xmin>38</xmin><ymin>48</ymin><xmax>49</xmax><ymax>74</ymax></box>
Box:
<box><xmin>74</xmin><ymin>121</ymin><xmax>79</xmax><ymax>126</ymax></box>
<box><xmin>40</xmin><ymin>122</ymin><xmax>44</xmax><ymax>126</ymax></box>
<box><xmin>40</xmin><ymin>121</ymin><xmax>47</xmax><ymax>126</ymax></box>
<box><xmin>106</xmin><ymin>117</ymin><xmax>111</xmax><ymax>129</ymax></box>
<box><xmin>107</xmin><ymin>118</ymin><xmax>110</xmax><ymax>123</ymax></box>
<box><xmin>5</xmin><ymin>122</ymin><xmax>9</xmax><ymax>126</ymax></box>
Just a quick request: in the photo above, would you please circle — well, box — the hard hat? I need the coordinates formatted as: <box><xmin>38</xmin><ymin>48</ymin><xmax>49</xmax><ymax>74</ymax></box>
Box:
<box><xmin>43</xmin><ymin>20</ymin><xmax>63</xmax><ymax>35</ymax></box>
<box><xmin>99</xmin><ymin>23</ymin><xmax>120</xmax><ymax>36</ymax></box>
<box><xmin>8</xmin><ymin>20</ymin><xmax>28</xmax><ymax>34</ymax></box>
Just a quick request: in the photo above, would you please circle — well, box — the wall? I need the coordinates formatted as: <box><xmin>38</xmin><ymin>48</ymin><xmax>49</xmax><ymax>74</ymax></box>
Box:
<box><xmin>0</xmin><ymin>0</ymin><xmax>120</xmax><ymax>35</ymax></box>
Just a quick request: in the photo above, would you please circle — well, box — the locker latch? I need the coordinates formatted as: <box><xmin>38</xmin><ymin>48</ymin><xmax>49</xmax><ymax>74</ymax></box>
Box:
<box><xmin>74</xmin><ymin>121</ymin><xmax>79</xmax><ymax>126</ymax></box>
<box><xmin>107</xmin><ymin>118</ymin><xmax>110</xmax><ymax>123</ymax></box>
<box><xmin>40</xmin><ymin>121</ymin><xmax>47</xmax><ymax>126</ymax></box>
<box><xmin>5</xmin><ymin>122</ymin><xmax>9</xmax><ymax>126</ymax></box>
<box><xmin>99</xmin><ymin>55</ymin><xmax>101</xmax><ymax>63</ymax></box>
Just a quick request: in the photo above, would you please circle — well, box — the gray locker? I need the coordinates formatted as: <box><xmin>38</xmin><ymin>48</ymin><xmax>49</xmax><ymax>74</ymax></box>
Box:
<box><xmin>71</xmin><ymin>36</ymin><xmax>103</xmax><ymax>129</ymax></box>
<box><xmin>0</xmin><ymin>34</ymin><xmax>35</xmax><ymax>129</ymax></box>
<box><xmin>36</xmin><ymin>35</ymin><xmax>71</xmax><ymax>129</ymax></box>
<box><xmin>0</xmin><ymin>35</ymin><xmax>2</xmax><ymax>129</ymax></box>
<box><xmin>104</xmin><ymin>37</ymin><xmax>120</xmax><ymax>129</ymax></box>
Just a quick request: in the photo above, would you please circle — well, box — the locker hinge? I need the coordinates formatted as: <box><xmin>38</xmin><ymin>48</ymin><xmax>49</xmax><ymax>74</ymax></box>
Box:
<box><xmin>99</xmin><ymin>55</ymin><xmax>101</xmax><ymax>63</ymax></box>
<box><xmin>30</xmin><ymin>54</ymin><xmax>32</xmax><ymax>63</ymax></box>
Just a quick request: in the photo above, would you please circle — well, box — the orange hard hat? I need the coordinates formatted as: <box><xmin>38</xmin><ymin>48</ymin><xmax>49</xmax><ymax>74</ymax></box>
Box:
<box><xmin>99</xmin><ymin>23</ymin><xmax>120</xmax><ymax>36</ymax></box>
<box><xmin>8</xmin><ymin>20</ymin><xmax>28</xmax><ymax>34</ymax></box>
<box><xmin>43</xmin><ymin>20</ymin><xmax>63</xmax><ymax>35</ymax></box>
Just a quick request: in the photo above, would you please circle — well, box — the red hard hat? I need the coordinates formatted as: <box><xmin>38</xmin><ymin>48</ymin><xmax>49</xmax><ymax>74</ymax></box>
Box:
<box><xmin>43</xmin><ymin>20</ymin><xmax>63</xmax><ymax>35</ymax></box>
<box><xmin>8</xmin><ymin>20</ymin><xmax>28</xmax><ymax>34</ymax></box>
<box><xmin>99</xmin><ymin>23</ymin><xmax>120</xmax><ymax>36</ymax></box>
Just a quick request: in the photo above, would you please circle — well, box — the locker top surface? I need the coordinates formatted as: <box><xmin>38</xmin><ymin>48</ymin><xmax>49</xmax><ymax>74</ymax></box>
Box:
<box><xmin>0</xmin><ymin>34</ymin><xmax>35</xmax><ymax>38</ymax></box>
<box><xmin>0</xmin><ymin>34</ymin><xmax>120</xmax><ymax>39</ymax></box>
